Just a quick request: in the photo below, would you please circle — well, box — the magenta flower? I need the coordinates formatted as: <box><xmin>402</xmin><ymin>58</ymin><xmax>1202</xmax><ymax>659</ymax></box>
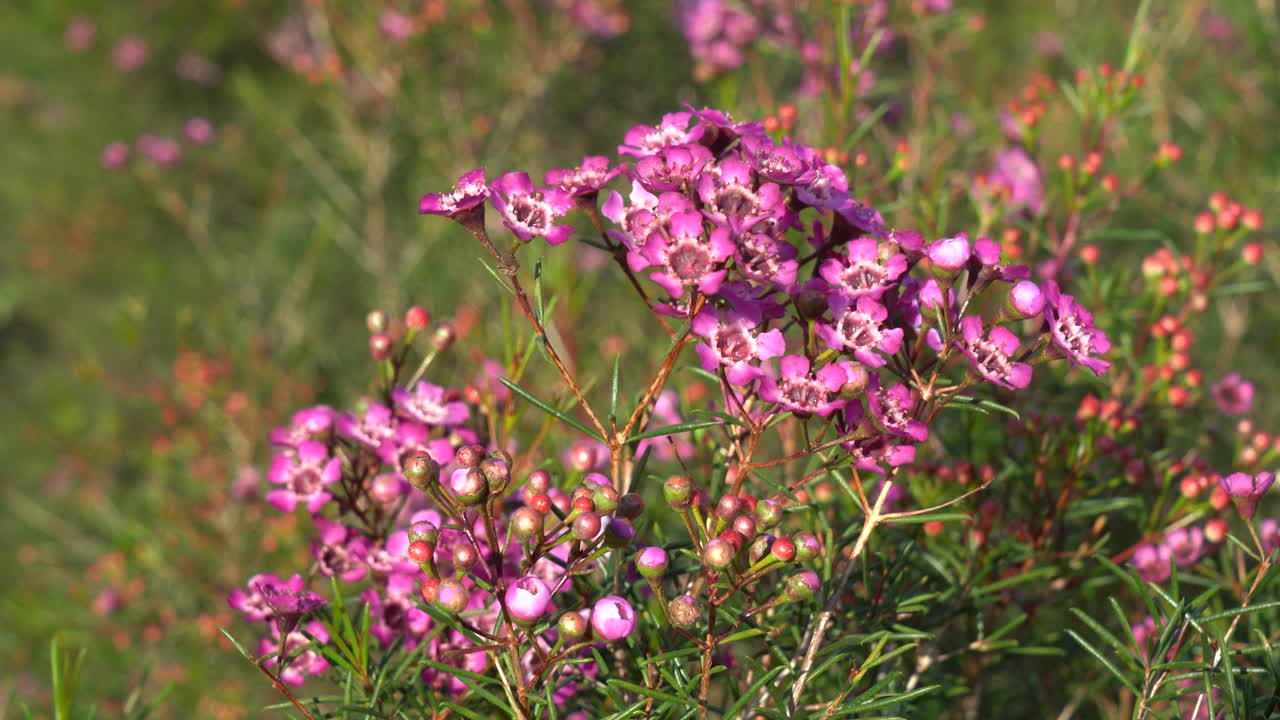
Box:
<box><xmin>1009</xmin><ymin>281</ymin><xmax>1045</xmax><ymax>318</ymax></box>
<box><xmin>363</xmin><ymin>573</ymin><xmax>431</xmax><ymax>647</ymax></box>
<box><xmin>228</xmin><ymin>573</ymin><xmax>306</xmax><ymax>622</ymax></box>
<box><xmin>734</xmin><ymin>231</ymin><xmax>799</xmax><ymax>289</ymax></box>
<box><xmin>633</xmin><ymin>145</ymin><xmax>713</xmax><ymax>193</ymax></box>
<box><xmin>1210</xmin><ymin>373</ymin><xmax>1254</xmax><ymax>416</ymax></box>
<box><xmin>313</xmin><ymin>520</ymin><xmax>370</xmax><ymax>584</ymax></box>
<box><xmin>419</xmin><ymin>168</ymin><xmax>489</xmax><ymax>217</ymax></box>
<box><xmin>816</xmin><ymin>295</ymin><xmax>903</xmax><ymax>368</ymax></box>
<box><xmin>759</xmin><ymin>356</ymin><xmax>853</xmax><ymax>417</ymax></box>
<box><xmin>696</xmin><ymin>156</ymin><xmax>784</xmax><ymax>235</ymax></box>
<box><xmin>618</xmin><ymin>112</ymin><xmax>703</xmax><ymax>157</ymax></box>
<box><xmin>590</xmin><ymin>596</ymin><xmax>636</xmax><ymax>641</ymax></box>
<box><xmin>489</xmin><ymin>172</ymin><xmax>575</xmax><ymax>245</ymax></box>
<box><xmin>112</xmin><ymin>37</ymin><xmax>148</xmax><ymax>72</ymax></box>
<box><xmin>505</xmin><ymin>577</ymin><xmax>553</xmax><ymax>624</ymax></box>
<box><xmin>270</xmin><ymin>406</ymin><xmax>335</xmax><ymax>448</ymax></box>
<box><xmin>392</xmin><ymin>382</ymin><xmax>469</xmax><ymax>427</ymax></box>
<box><xmin>638</xmin><ymin>211</ymin><xmax>734</xmax><ymax>299</ymax></box>
<box><xmin>64</xmin><ymin>17</ymin><xmax>96</xmax><ymax>52</ymax></box>
<box><xmin>991</xmin><ymin>148</ymin><xmax>1044</xmax><ymax>216</ymax></box>
<box><xmin>101</xmin><ymin>142</ymin><xmax>130</xmax><ymax>170</ymax></box>
<box><xmin>957</xmin><ymin>317</ymin><xmax>1033</xmax><ymax>390</ymax></box>
<box><xmin>137</xmin><ymin>135</ymin><xmax>181</xmax><ymax>167</ymax></box>
<box><xmin>796</xmin><ymin>161</ymin><xmax>851</xmax><ymax>210</ymax></box>
<box><xmin>692</xmin><ymin>306</ymin><xmax>785</xmax><ymax>386</ymax></box>
<box><xmin>927</xmin><ymin>233</ymin><xmax>972</xmax><ymax>270</ymax></box>
<box><xmin>338</xmin><ymin>403</ymin><xmax>397</xmax><ymax>448</ymax></box>
<box><xmin>380</xmin><ymin>10</ymin><xmax>414</xmax><ymax>41</ymax></box>
<box><xmin>183</xmin><ymin>117</ymin><xmax>215</xmax><ymax>145</ymax></box>
<box><xmin>176</xmin><ymin>53</ymin><xmax>222</xmax><ymax>85</ymax></box>
<box><xmin>741</xmin><ymin>134</ymin><xmax>812</xmax><ymax>185</ymax></box>
<box><xmin>1043</xmin><ymin>281</ymin><xmax>1111</xmax><ymax>376</ymax></box>
<box><xmin>1164</xmin><ymin>526</ymin><xmax>1205</xmax><ymax>568</ymax></box>
<box><xmin>845</xmin><ymin>435</ymin><xmax>916</xmax><ymax>475</ymax></box>
<box><xmin>1219</xmin><ymin>471</ymin><xmax>1274</xmax><ymax>518</ymax></box>
<box><xmin>602</xmin><ymin>183</ymin><xmax>693</xmax><ymax>253</ymax></box>
<box><xmin>869</xmin><ymin>380</ymin><xmax>928</xmax><ymax>442</ymax></box>
<box><xmin>258</xmin><ymin>620</ymin><xmax>330</xmax><ymax>686</ymax></box>
<box><xmin>1131</xmin><ymin>543</ymin><xmax>1172</xmax><ymax>584</ymax></box>
<box><xmin>544</xmin><ymin>156</ymin><xmax>624</xmax><ymax>197</ymax></box>
<box><xmin>266</xmin><ymin>440</ymin><xmax>342</xmax><ymax>513</ymax></box>
<box><xmin>1262</xmin><ymin>518</ymin><xmax>1280</xmax><ymax>556</ymax></box>
<box><xmin>818</xmin><ymin>237</ymin><xmax>907</xmax><ymax>299</ymax></box>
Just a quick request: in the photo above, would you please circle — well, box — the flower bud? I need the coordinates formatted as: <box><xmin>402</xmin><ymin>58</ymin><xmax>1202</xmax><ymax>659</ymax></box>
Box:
<box><xmin>432</xmin><ymin>322</ymin><xmax>457</xmax><ymax>352</ymax></box>
<box><xmin>511</xmin><ymin>507</ymin><xmax>543</xmax><ymax>540</ymax></box>
<box><xmin>402</xmin><ymin>452</ymin><xmax>440</xmax><ymax>492</ymax></box>
<box><xmin>369</xmin><ymin>333</ymin><xmax>393</xmax><ymax>361</ymax></box>
<box><xmin>572</xmin><ymin>494</ymin><xmax>596</xmax><ymax>513</ymax></box>
<box><xmin>1009</xmin><ymin>281</ymin><xmax>1045</xmax><ymax>317</ymax></box>
<box><xmin>919</xmin><ymin>278</ymin><xmax>945</xmax><ymax>309</ymax></box>
<box><xmin>716</xmin><ymin>494</ymin><xmax>742</xmax><ymax>521</ymax></box>
<box><xmin>455</xmin><ymin>444</ymin><xmax>484</xmax><ymax>468</ymax></box>
<box><xmin>592</xmin><ymin>485</ymin><xmax>620</xmax><ymax>514</ymax></box>
<box><xmin>749</xmin><ymin>534</ymin><xmax>773</xmax><ymax>563</ymax></box>
<box><xmin>450</xmin><ymin>468</ymin><xmax>489</xmax><ymax>505</ymax></box>
<box><xmin>421</xmin><ymin>577</ymin><xmax>441</xmax><ymax>603</ymax></box>
<box><xmin>770</xmin><ymin>536</ymin><xmax>796</xmax><ymax>562</ymax></box>
<box><xmin>504</xmin><ymin>576</ymin><xmax>552</xmax><ymax>625</ymax></box>
<box><xmin>1204</xmin><ymin>518</ymin><xmax>1228</xmax><ymax>544</ymax></box>
<box><xmin>452</xmin><ymin>544</ymin><xmax>478</xmax><ymax>572</ymax></box>
<box><xmin>703</xmin><ymin>538</ymin><xmax>735</xmax><ymax>569</ymax></box>
<box><xmin>529</xmin><ymin>493</ymin><xmax>552</xmax><ymax>515</ymax></box>
<box><xmin>794</xmin><ymin>288</ymin><xmax>827</xmax><ymax>320</ymax></box>
<box><xmin>409</xmin><ymin>521</ymin><xmax>439</xmax><ymax>544</ymax></box>
<box><xmin>635</xmin><ymin>546</ymin><xmax>669</xmax><ymax>579</ymax></box>
<box><xmin>405</xmin><ymin>305</ymin><xmax>430</xmax><ymax>330</ymax></box>
<box><xmin>366</xmin><ymin>310</ymin><xmax>389</xmax><ymax>334</ymax></box>
<box><xmin>667</xmin><ymin>594</ymin><xmax>701</xmax><ymax>629</ymax></box>
<box><xmin>528</xmin><ymin>469</ymin><xmax>551</xmax><ymax>493</ymax></box>
<box><xmin>927</xmin><ymin>234</ymin><xmax>971</xmax><ymax>270</ymax></box>
<box><xmin>591</xmin><ymin>596</ymin><xmax>636</xmax><ymax>641</ymax></box>
<box><xmin>435</xmin><ymin>579</ymin><xmax>470</xmax><ymax>613</ymax></box>
<box><xmin>604</xmin><ymin>518</ymin><xmax>636</xmax><ymax>548</ymax></box>
<box><xmin>572</xmin><ymin>511</ymin><xmax>602</xmax><ymax>541</ymax></box>
<box><xmin>407</xmin><ymin>540</ymin><xmax>433</xmax><ymax>564</ymax></box>
<box><xmin>558</xmin><ymin>610</ymin><xmax>588</xmax><ymax>640</ymax></box>
<box><xmin>664</xmin><ymin>476</ymin><xmax>694</xmax><ymax>509</ymax></box>
<box><xmin>732</xmin><ymin>514</ymin><xmax>757</xmax><ymax>539</ymax></box>
<box><xmin>755</xmin><ymin>498</ymin><xmax>783</xmax><ymax>530</ymax></box>
<box><xmin>784</xmin><ymin>571</ymin><xmax>820</xmax><ymax>602</ymax></box>
<box><xmin>719</xmin><ymin>528</ymin><xmax>746</xmax><ymax>553</ymax></box>
<box><xmin>616</xmin><ymin>493</ymin><xmax>644</xmax><ymax>519</ymax></box>
<box><xmin>480</xmin><ymin>457</ymin><xmax>510</xmax><ymax>493</ymax></box>
<box><xmin>793</xmin><ymin>532</ymin><xmax>820</xmax><ymax>562</ymax></box>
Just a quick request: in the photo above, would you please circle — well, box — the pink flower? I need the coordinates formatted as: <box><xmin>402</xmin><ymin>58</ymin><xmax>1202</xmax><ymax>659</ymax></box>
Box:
<box><xmin>228</xmin><ymin>573</ymin><xmax>306</xmax><ymax>622</ymax></box>
<box><xmin>505</xmin><ymin>577</ymin><xmax>553</xmax><ymax>624</ymax></box>
<box><xmin>869</xmin><ymin>379</ymin><xmax>928</xmax><ymax>442</ymax></box>
<box><xmin>618</xmin><ymin>112</ymin><xmax>703</xmax><ymax>157</ymax></box>
<box><xmin>691</xmin><ymin>306</ymin><xmax>785</xmax><ymax>385</ymax></box>
<box><xmin>112</xmin><ymin>37</ymin><xmax>149</xmax><ymax>72</ymax></box>
<box><xmin>1043</xmin><ymin>281</ymin><xmax>1110</xmax><ymax>376</ymax></box>
<box><xmin>183</xmin><ymin>117</ymin><xmax>215</xmax><ymax>145</ymax></box>
<box><xmin>927</xmin><ymin>233</ymin><xmax>971</xmax><ymax>270</ymax></box>
<box><xmin>1210</xmin><ymin>373</ymin><xmax>1254</xmax><ymax>416</ymax></box>
<box><xmin>639</xmin><ymin>211</ymin><xmax>734</xmax><ymax>299</ymax></box>
<box><xmin>1164</xmin><ymin>526</ymin><xmax>1205</xmax><ymax>568</ymax></box>
<box><xmin>1131</xmin><ymin>544</ymin><xmax>1172</xmax><ymax>584</ymax></box>
<box><xmin>258</xmin><ymin>621</ymin><xmax>330</xmax><ymax>686</ymax></box>
<box><xmin>815</xmin><ymin>295</ymin><xmax>903</xmax><ymax>368</ymax></box>
<box><xmin>392</xmin><ymin>382</ymin><xmax>469</xmax><ymax>427</ymax></box>
<box><xmin>759</xmin><ymin>355</ymin><xmax>853</xmax><ymax>417</ymax></box>
<box><xmin>545</xmin><ymin>156</ymin><xmax>624</xmax><ymax>197</ymax></box>
<box><xmin>269</xmin><ymin>406</ymin><xmax>335</xmax><ymax>448</ymax></box>
<box><xmin>364</xmin><ymin>574</ymin><xmax>431</xmax><ymax>647</ymax></box>
<box><xmin>266</xmin><ymin>440</ymin><xmax>342</xmax><ymax>513</ymax></box>
<box><xmin>101</xmin><ymin>142</ymin><xmax>130</xmax><ymax>170</ymax></box>
<box><xmin>590</xmin><ymin>596</ymin><xmax>636</xmax><ymax>641</ymax></box>
<box><xmin>956</xmin><ymin>317</ymin><xmax>1033</xmax><ymax>389</ymax></box>
<box><xmin>338</xmin><ymin>403</ymin><xmax>397</xmax><ymax>448</ymax></box>
<box><xmin>64</xmin><ymin>17</ymin><xmax>95</xmax><ymax>52</ymax></box>
<box><xmin>818</xmin><ymin>237</ymin><xmax>907</xmax><ymax>299</ymax></box>
<box><xmin>419</xmin><ymin>168</ymin><xmax>489</xmax><ymax>217</ymax></box>
<box><xmin>489</xmin><ymin>172</ymin><xmax>576</xmax><ymax>244</ymax></box>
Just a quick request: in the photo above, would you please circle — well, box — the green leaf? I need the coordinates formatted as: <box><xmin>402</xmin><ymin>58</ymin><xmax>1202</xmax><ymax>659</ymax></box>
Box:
<box><xmin>627</xmin><ymin>419</ymin><xmax>723</xmax><ymax>443</ymax></box>
<box><xmin>1066</xmin><ymin>629</ymin><xmax>1141</xmax><ymax>695</ymax></box>
<box><xmin>1201</xmin><ymin>601</ymin><xmax>1280</xmax><ymax>623</ymax></box>
<box><xmin>499</xmin><ymin>377</ymin><xmax>604</xmax><ymax>442</ymax></box>
<box><xmin>606</xmin><ymin>679</ymin><xmax>696</xmax><ymax>708</ymax></box>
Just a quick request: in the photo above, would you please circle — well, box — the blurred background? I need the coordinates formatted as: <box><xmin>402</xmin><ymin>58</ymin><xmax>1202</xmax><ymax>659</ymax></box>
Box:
<box><xmin>1</xmin><ymin>0</ymin><xmax>1277</xmax><ymax>716</ymax></box>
